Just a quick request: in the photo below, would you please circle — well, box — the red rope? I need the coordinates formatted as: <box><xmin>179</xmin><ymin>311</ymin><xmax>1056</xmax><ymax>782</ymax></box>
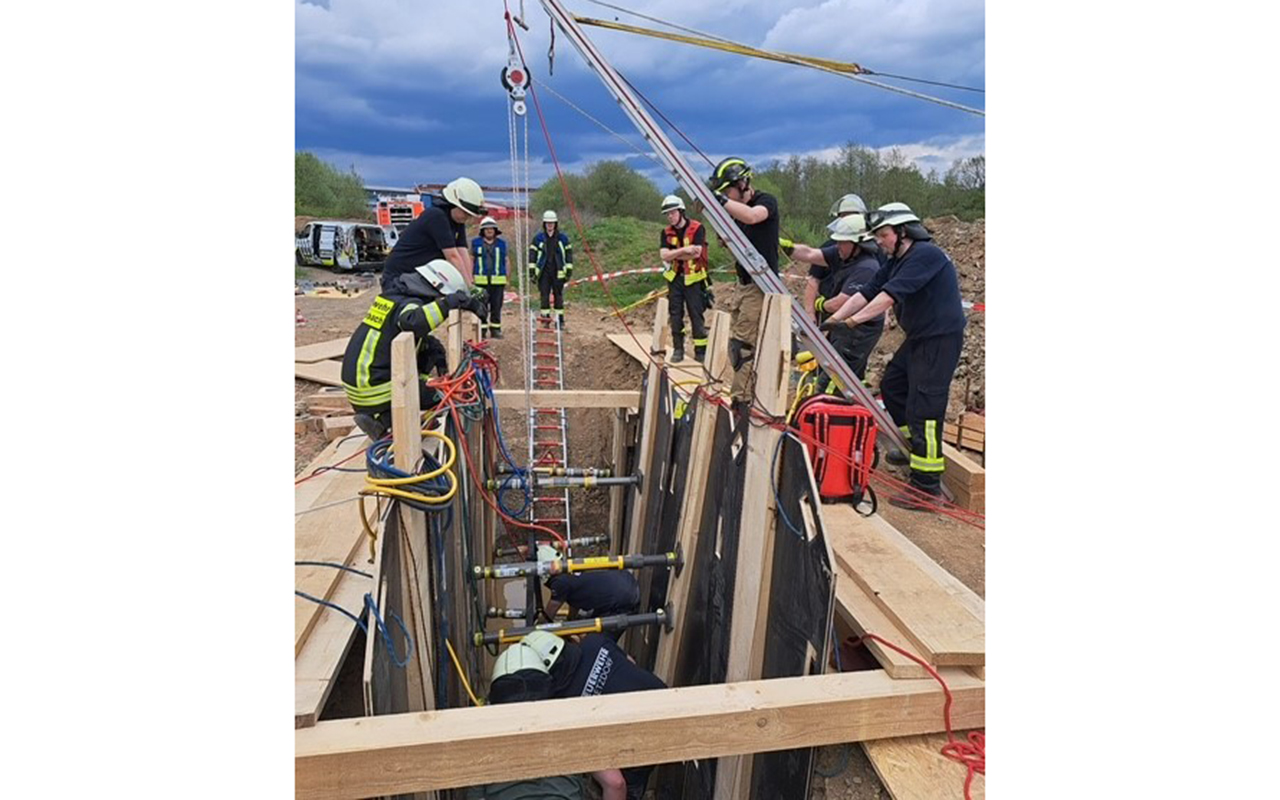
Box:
<box><xmin>848</xmin><ymin>632</ymin><xmax>985</xmax><ymax>799</ymax></box>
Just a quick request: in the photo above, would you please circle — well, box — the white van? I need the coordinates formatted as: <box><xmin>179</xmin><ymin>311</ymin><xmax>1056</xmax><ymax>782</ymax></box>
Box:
<box><xmin>296</xmin><ymin>221</ymin><xmax>394</xmax><ymax>270</ymax></box>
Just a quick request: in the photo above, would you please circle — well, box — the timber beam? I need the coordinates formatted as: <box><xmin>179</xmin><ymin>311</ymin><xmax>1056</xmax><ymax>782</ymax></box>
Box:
<box><xmin>295</xmin><ymin>668</ymin><xmax>984</xmax><ymax>799</ymax></box>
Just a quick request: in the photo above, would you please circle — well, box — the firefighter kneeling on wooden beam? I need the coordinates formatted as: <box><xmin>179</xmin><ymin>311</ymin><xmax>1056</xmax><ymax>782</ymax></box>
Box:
<box><xmin>821</xmin><ymin>202</ymin><xmax>967</xmax><ymax>511</ymax></box>
<box><xmin>658</xmin><ymin>194</ymin><xmax>711</xmax><ymax>363</ymax></box>
<box><xmin>339</xmin><ymin>259</ymin><xmax>488</xmax><ymax>441</ymax></box>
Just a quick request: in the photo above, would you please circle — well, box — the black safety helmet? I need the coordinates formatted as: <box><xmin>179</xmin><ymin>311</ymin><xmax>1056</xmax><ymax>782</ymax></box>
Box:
<box><xmin>709</xmin><ymin>157</ymin><xmax>752</xmax><ymax>193</ymax></box>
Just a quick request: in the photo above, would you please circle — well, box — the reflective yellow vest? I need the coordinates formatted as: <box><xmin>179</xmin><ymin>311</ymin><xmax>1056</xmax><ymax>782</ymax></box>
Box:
<box><xmin>661</xmin><ymin>219</ymin><xmax>708</xmax><ymax>284</ymax></box>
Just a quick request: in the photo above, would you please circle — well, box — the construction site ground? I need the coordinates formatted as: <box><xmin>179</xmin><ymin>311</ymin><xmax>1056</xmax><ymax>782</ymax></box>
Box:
<box><xmin>294</xmin><ymin>217</ymin><xmax>985</xmax><ymax>799</ymax></box>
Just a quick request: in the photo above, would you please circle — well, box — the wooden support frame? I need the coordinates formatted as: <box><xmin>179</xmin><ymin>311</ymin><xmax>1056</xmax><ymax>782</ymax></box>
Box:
<box><xmin>652</xmin><ymin>309</ymin><xmax>731</xmax><ymax>683</ymax></box>
<box><xmin>492</xmin><ymin>389</ymin><xmax>641</xmax><ymax>409</ymax></box>
<box><xmin>718</xmin><ymin>292</ymin><xmax>793</xmax><ymax>800</ymax></box>
<box><xmin>623</xmin><ymin>298</ymin><xmax>669</xmax><ymax>555</ymax></box>
<box><xmin>295</xmin><ymin>668</ymin><xmax>985</xmax><ymax>800</ymax></box>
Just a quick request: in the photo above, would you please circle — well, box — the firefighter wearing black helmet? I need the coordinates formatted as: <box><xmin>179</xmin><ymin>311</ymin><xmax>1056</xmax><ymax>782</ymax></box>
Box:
<box><xmin>821</xmin><ymin>202</ymin><xmax>967</xmax><ymax>510</ymax></box>
<box><xmin>708</xmin><ymin>157</ymin><xmax>780</xmax><ymax>405</ymax></box>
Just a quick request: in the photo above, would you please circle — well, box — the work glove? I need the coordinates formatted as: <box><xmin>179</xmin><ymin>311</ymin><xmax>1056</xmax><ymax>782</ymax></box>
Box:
<box><xmin>565</xmin><ymin>264</ymin><xmax>573</xmax><ymax>279</ymax></box>
<box><xmin>528</xmin><ymin>265</ymin><xmax>538</xmax><ymax>280</ymax></box>
<box><xmin>779</xmin><ymin>237</ymin><xmax>795</xmax><ymax>257</ymax></box>
<box><xmin>422</xmin><ymin>336</ymin><xmax>448</xmax><ymax>377</ymax></box>
<box><xmin>444</xmin><ymin>289</ymin><xmax>488</xmax><ymax>321</ymax></box>
<box><xmin>819</xmin><ymin>317</ymin><xmax>842</xmax><ymax>331</ymax></box>
<box><xmin>713</xmin><ymin>191</ymin><xmax>728</xmax><ymax>206</ymax></box>
<box><xmin>704</xmin><ymin>286</ymin><xmax>716</xmax><ymax>306</ymax></box>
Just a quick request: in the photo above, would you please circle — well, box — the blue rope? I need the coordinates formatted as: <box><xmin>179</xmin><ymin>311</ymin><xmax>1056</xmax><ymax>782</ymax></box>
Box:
<box><xmin>772</xmin><ymin>432</ymin><xmax>807</xmax><ymax>540</ymax></box>
<box><xmin>295</xmin><ymin>590</ymin><xmax>365</xmax><ymax>630</ymax></box>
<box><xmin>364</xmin><ymin>593</ymin><xmax>413</xmax><ymax>668</ymax></box>
<box><xmin>477</xmin><ymin>368</ymin><xmax>534</xmax><ymax>517</ymax></box>
<box><xmin>294</xmin><ymin>560</ymin><xmax>373</xmax><ymax>579</ymax></box>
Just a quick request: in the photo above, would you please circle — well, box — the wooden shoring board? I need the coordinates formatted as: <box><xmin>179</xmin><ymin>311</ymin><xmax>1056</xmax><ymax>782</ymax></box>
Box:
<box><xmin>862</xmin><ymin>733</ymin><xmax>985</xmax><ymax>800</ymax></box>
<box><xmin>606</xmin><ymin>331</ymin><xmax>710</xmax><ymax>389</ymax></box>
<box><xmin>295</xmin><ymin>553</ymin><xmax>372</xmax><ymax>729</ymax></box>
<box><xmin>491</xmin><ymin>389</ymin><xmax>641</xmax><ymax>409</ymax></box>
<box><xmin>389</xmin><ymin>332</ymin><xmax>434</xmax><ymax>712</ymax></box>
<box><xmin>719</xmin><ymin>293</ymin><xmax>793</xmax><ymax>800</ymax></box>
<box><xmin>607</xmin><ymin>408</ymin><xmax>628</xmax><ymax>550</ymax></box>
<box><xmin>826</xmin><ymin>505</ymin><xmax>984</xmax><ymax>666</ymax></box>
<box><xmin>295</xmin><ymin>434</ymin><xmax>374</xmax><ymax>656</ymax></box>
<box><xmin>295</xmin><ymin>668</ymin><xmax>985</xmax><ymax>800</ymax></box>
<box><xmin>832</xmin><ymin>573</ymin><xmax>930</xmax><ymax>679</ymax></box>
<box><xmin>942</xmin><ymin>443</ymin><xmax>985</xmax><ymax>513</ymax></box>
<box><xmin>623</xmin><ymin>298</ymin><xmax>669</xmax><ymax>555</ymax></box>
<box><xmin>652</xmin><ymin>309</ymin><xmax>731</xmax><ymax>684</ymax></box>
<box><xmin>296</xmin><ymin>359</ymin><xmax>343</xmax><ymax>387</ymax></box>
<box><xmin>296</xmin><ymin>338</ymin><xmax>349</xmax><ymax>363</ymax></box>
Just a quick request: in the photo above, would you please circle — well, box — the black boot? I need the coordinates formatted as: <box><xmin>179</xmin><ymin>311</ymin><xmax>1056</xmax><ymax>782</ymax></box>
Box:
<box><xmin>885</xmin><ymin>447</ymin><xmax>909</xmax><ymax>466</ymax></box>
<box><xmin>672</xmin><ymin>342</ymin><xmax>685</xmax><ymax>363</ymax></box>
<box><xmin>694</xmin><ymin>347</ymin><xmax>706</xmax><ymax>363</ymax></box>
<box><xmin>491</xmin><ymin>327</ymin><xmax>503</xmax><ymax>339</ymax></box>
<box><xmin>888</xmin><ymin>485</ymin><xmax>941</xmax><ymax>512</ymax></box>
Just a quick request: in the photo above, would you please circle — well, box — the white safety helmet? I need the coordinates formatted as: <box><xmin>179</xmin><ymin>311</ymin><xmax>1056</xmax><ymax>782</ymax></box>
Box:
<box><xmin>828</xmin><ymin>214</ymin><xmax>875</xmax><ymax>244</ymax></box>
<box><xmin>542</xmin><ymin>210</ymin><xmax>559</xmax><ymax>224</ymax></box>
<box><xmin>478</xmin><ymin>216</ymin><xmax>500</xmax><ymax>233</ymax></box>
<box><xmin>829</xmin><ymin>193</ymin><xmax>868</xmax><ymax>217</ymax></box>
<box><xmin>520</xmin><ymin>630</ymin><xmax>566</xmax><ymax>670</ymax></box>
<box><xmin>869</xmin><ymin>202</ymin><xmax>921</xmax><ymax>231</ymax></box>
<box><xmin>442</xmin><ymin>177</ymin><xmax>487</xmax><ymax>217</ymax></box>
<box><xmin>491</xmin><ymin>641</ymin><xmax>550</xmax><ymax>683</ymax></box>
<box><xmin>660</xmin><ymin>194</ymin><xmax>686</xmax><ymax>214</ymax></box>
<box><xmin>414</xmin><ymin>259</ymin><xmax>468</xmax><ymax>296</ymax></box>
<box><xmin>536</xmin><ymin>544</ymin><xmax>560</xmax><ymax>567</ymax></box>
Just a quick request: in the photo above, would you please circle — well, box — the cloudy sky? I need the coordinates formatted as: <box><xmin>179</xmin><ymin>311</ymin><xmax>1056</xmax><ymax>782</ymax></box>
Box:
<box><xmin>296</xmin><ymin>0</ymin><xmax>984</xmax><ymax>196</ymax></box>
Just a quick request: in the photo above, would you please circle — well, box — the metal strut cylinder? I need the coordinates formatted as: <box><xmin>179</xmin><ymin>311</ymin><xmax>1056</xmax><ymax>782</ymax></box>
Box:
<box><xmin>487</xmin><ymin>606</ymin><xmax>571</xmax><ymax>619</ymax></box>
<box><xmin>485</xmin><ymin>475</ymin><xmax>638</xmax><ymax>489</ymax></box>
<box><xmin>496</xmin><ymin>466</ymin><xmax>613</xmax><ymax>477</ymax></box>
<box><xmin>472</xmin><ymin>545</ymin><xmax>683</xmax><ymax>581</ymax></box>
<box><xmin>493</xmin><ymin>534</ymin><xmax>610</xmax><ymax>559</ymax></box>
<box><xmin>474</xmin><ymin>605</ymin><xmax>675</xmax><ymax>646</ymax></box>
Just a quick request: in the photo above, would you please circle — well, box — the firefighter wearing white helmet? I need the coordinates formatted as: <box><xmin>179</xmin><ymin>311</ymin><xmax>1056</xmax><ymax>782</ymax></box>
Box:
<box><xmin>784</xmin><ymin>215</ymin><xmax>887</xmax><ymax>384</ymax></box>
<box><xmin>707</xmin><ymin>157</ymin><xmax>781</xmax><ymax>407</ymax></box>
<box><xmin>520</xmin><ymin>627</ymin><xmax>667</xmax><ymax>798</ymax></box>
<box><xmin>658</xmin><ymin>193</ymin><xmax>710</xmax><ymax>363</ymax></box>
<box><xmin>485</xmin><ymin>639</ymin><xmax>622</xmax><ymax>799</ymax></box>
<box><xmin>537</xmin><ymin>544</ymin><xmax>640</xmax><ymax>628</ymax></box>
<box><xmin>821</xmin><ymin>202</ymin><xmax>967</xmax><ymax>511</ymax></box>
<box><xmin>471</xmin><ymin>216</ymin><xmax>508</xmax><ymax>339</ymax></box>
<box><xmin>381</xmin><ymin>176</ymin><xmax>486</xmax><ymax>294</ymax></box>
<box><xmin>340</xmin><ymin>258</ymin><xmax>487</xmax><ymax>441</ymax></box>
<box><xmin>529</xmin><ymin>209</ymin><xmax>574</xmax><ymax>328</ymax></box>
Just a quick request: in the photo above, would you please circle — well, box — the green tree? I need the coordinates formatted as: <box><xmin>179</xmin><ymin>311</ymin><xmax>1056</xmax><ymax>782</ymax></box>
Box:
<box><xmin>295</xmin><ymin>151</ymin><xmax>371</xmax><ymax>219</ymax></box>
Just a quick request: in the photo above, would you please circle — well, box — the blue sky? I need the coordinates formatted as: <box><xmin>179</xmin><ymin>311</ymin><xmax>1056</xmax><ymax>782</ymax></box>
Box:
<box><xmin>296</xmin><ymin>0</ymin><xmax>984</xmax><ymax>196</ymax></box>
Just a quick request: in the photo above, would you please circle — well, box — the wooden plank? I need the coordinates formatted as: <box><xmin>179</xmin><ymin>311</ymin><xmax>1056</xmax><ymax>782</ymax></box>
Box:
<box><xmin>296</xmin><ymin>668</ymin><xmax>985</xmax><ymax>799</ymax></box>
<box><xmin>653</xmin><ymin>310</ymin><xmax>730</xmax><ymax>684</ymax></box>
<box><xmin>390</xmin><ymin>332</ymin><xmax>434</xmax><ymax>713</ymax></box>
<box><xmin>833</xmin><ymin>573</ymin><xmax>930</xmax><ymax>680</ymax></box>
<box><xmin>942</xmin><ymin>443</ymin><xmax>984</xmax><ymax>498</ymax></box>
<box><xmin>826</xmin><ymin>506</ymin><xmax>983</xmax><ymax>666</ymax></box>
<box><xmin>296</xmin><ymin>437</ymin><xmax>375</xmax><ymax>656</ymax></box>
<box><xmin>719</xmin><ymin>293</ymin><xmax>792</xmax><ymax>800</ymax></box>
<box><xmin>296</xmin><ymin>338</ymin><xmax>350</xmax><ymax>363</ymax></box>
<box><xmin>491</xmin><ymin>389</ymin><xmax>641</xmax><ymax>409</ymax></box>
<box><xmin>862</xmin><ymin>733</ymin><xmax>985</xmax><ymax>800</ymax></box>
<box><xmin>296</xmin><ymin>562</ymin><xmax>371</xmax><ymax>729</ymax></box>
<box><xmin>296</xmin><ymin>359</ymin><xmax>343</xmax><ymax>387</ymax></box>
<box><xmin>623</xmin><ymin>299</ymin><xmax>669</xmax><ymax>556</ymax></box>
<box><xmin>606</xmin><ymin>331</ymin><xmax>710</xmax><ymax>388</ymax></box>
<box><xmin>323</xmin><ymin>416</ymin><xmax>355</xmax><ymax>441</ymax></box>
<box><xmin>959</xmin><ymin>412</ymin><xmax>985</xmax><ymax>432</ymax></box>
<box><xmin>607</xmin><ymin>408</ymin><xmax>628</xmax><ymax>548</ymax></box>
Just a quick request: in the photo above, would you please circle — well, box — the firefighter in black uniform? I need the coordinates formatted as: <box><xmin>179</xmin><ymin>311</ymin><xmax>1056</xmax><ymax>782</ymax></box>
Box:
<box><xmin>822</xmin><ymin>202</ymin><xmax>967</xmax><ymax>510</ymax></box>
<box><xmin>537</xmin><ymin>546</ymin><xmax>640</xmax><ymax>637</ymax></box>
<box><xmin>482</xmin><ymin>644</ymin><xmax>625</xmax><ymax>800</ymax></box>
<box><xmin>340</xmin><ymin>259</ymin><xmax>487</xmax><ymax>441</ymax></box>
<box><xmin>519</xmin><ymin>630</ymin><xmax>666</xmax><ymax>799</ymax></box>
<box><xmin>528</xmin><ymin>210</ymin><xmax>574</xmax><ymax>329</ymax></box>
<box><xmin>785</xmin><ymin>214</ymin><xmax>886</xmax><ymax>385</ymax></box>
<box><xmin>658</xmin><ymin>194</ymin><xmax>711</xmax><ymax>363</ymax></box>
<box><xmin>381</xmin><ymin>177</ymin><xmax>487</xmax><ymax>294</ymax></box>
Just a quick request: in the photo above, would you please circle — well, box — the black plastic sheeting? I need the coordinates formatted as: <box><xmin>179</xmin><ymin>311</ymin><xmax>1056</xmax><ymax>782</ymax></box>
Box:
<box><xmin>628</xmin><ymin>371</ymin><xmax>678</xmax><ymax>670</ymax></box>
<box><xmin>750</xmin><ymin>433</ymin><xmax>835</xmax><ymax>800</ymax></box>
